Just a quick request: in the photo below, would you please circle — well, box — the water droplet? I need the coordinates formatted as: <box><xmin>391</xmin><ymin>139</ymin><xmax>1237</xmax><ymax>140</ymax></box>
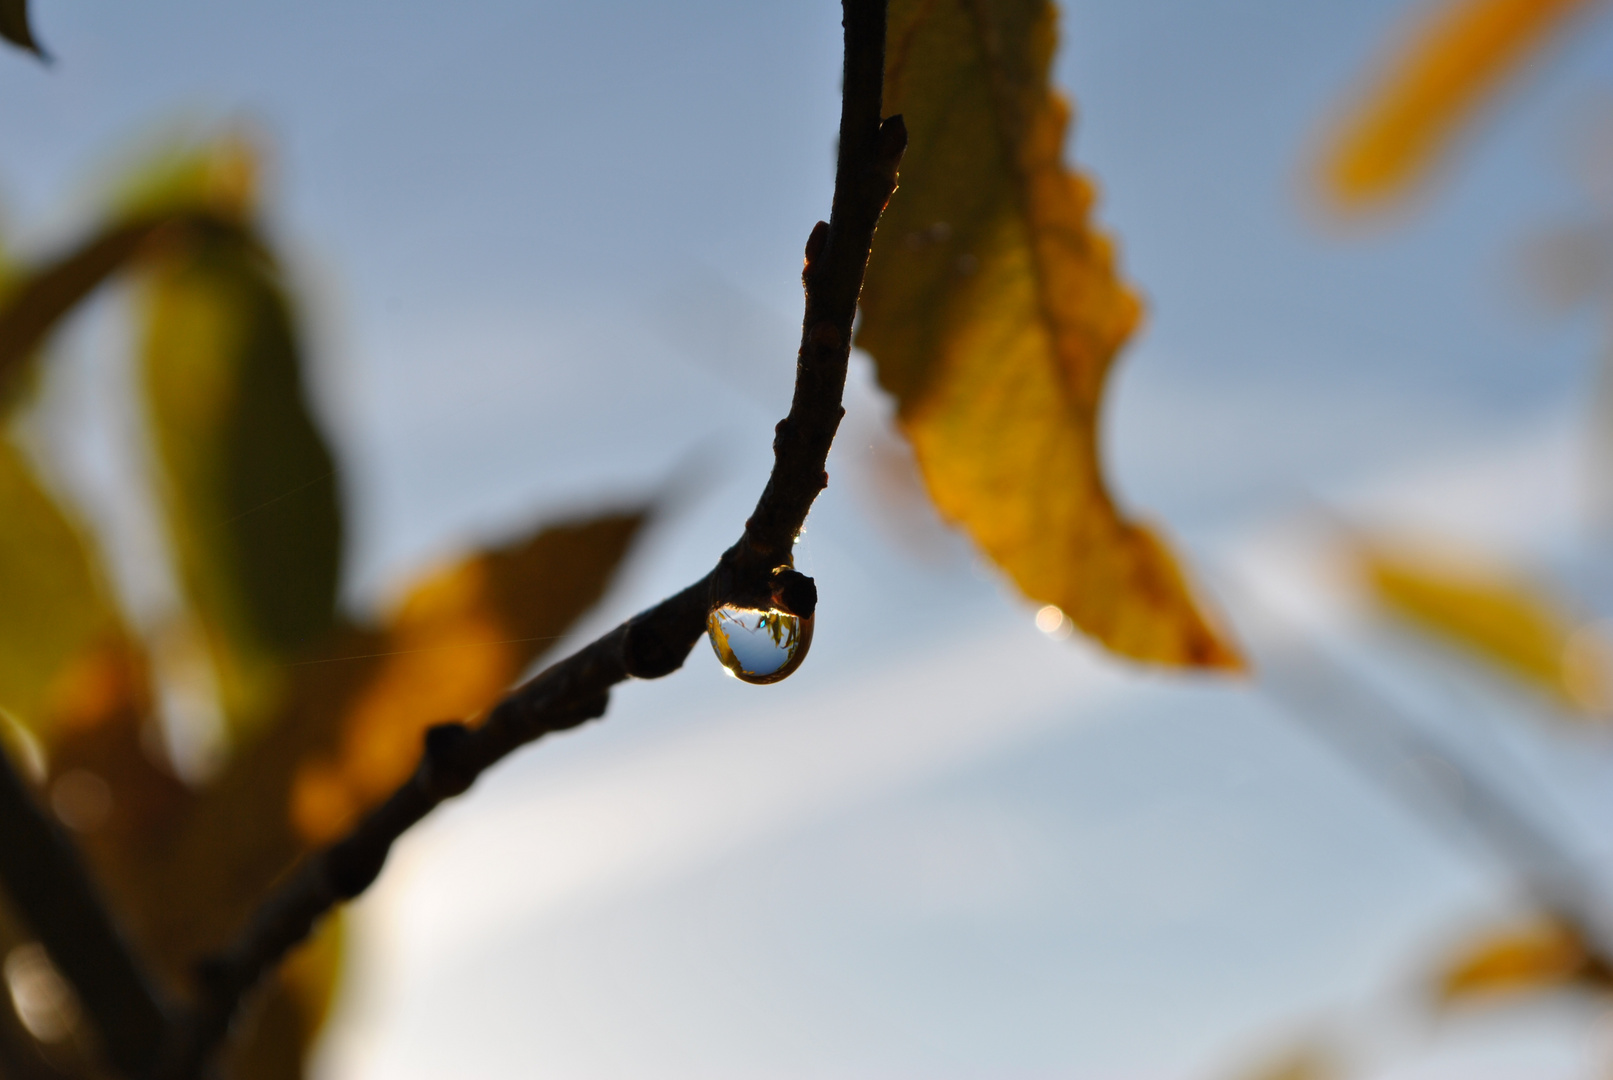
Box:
<box><xmin>707</xmin><ymin>604</ymin><xmax>814</xmax><ymax>684</ymax></box>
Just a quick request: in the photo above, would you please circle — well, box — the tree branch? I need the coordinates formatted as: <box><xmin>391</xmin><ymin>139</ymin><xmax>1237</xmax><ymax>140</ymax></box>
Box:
<box><xmin>0</xmin><ymin>743</ymin><xmax>171</xmax><ymax>1076</ymax></box>
<box><xmin>158</xmin><ymin>3</ymin><xmax>905</xmax><ymax>1075</ymax></box>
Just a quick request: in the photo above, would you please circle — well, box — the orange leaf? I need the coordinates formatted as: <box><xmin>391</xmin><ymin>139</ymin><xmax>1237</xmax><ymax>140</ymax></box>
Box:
<box><xmin>856</xmin><ymin>0</ymin><xmax>1240</xmax><ymax>669</ymax></box>
<box><xmin>1357</xmin><ymin>539</ymin><xmax>1613</xmax><ymax>712</ymax></box>
<box><xmin>1319</xmin><ymin>0</ymin><xmax>1606</xmax><ymax>210</ymax></box>
<box><xmin>291</xmin><ymin>510</ymin><xmax>646</xmax><ymax>842</ymax></box>
<box><xmin>1437</xmin><ymin>917</ymin><xmax>1609</xmax><ymax>1000</ymax></box>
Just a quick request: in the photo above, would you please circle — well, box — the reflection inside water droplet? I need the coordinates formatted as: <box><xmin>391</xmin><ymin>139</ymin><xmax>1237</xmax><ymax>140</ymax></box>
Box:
<box><xmin>706</xmin><ymin>604</ymin><xmax>814</xmax><ymax>685</ymax></box>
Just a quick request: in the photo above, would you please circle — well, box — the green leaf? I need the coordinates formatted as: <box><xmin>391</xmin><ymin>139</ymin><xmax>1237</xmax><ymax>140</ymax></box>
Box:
<box><xmin>0</xmin><ymin>431</ymin><xmax>121</xmax><ymax>736</ymax></box>
<box><xmin>856</xmin><ymin>0</ymin><xmax>1240</xmax><ymax>669</ymax></box>
<box><xmin>139</xmin><ymin>226</ymin><xmax>342</xmax><ymax>736</ymax></box>
<box><xmin>0</xmin><ymin>0</ymin><xmax>45</xmax><ymax>60</ymax></box>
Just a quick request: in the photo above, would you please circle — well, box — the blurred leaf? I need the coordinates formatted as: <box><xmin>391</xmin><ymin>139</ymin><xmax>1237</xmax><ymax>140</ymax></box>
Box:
<box><xmin>0</xmin><ymin>0</ymin><xmax>44</xmax><ymax>60</ymax></box>
<box><xmin>32</xmin><ymin>631</ymin><xmax>336</xmax><ymax>1080</ymax></box>
<box><xmin>224</xmin><ymin>915</ymin><xmax>343</xmax><ymax>1080</ymax></box>
<box><xmin>1358</xmin><ymin>541</ymin><xmax>1611</xmax><ymax>712</ymax></box>
<box><xmin>110</xmin><ymin>134</ymin><xmax>258</xmax><ymax>226</ymax></box>
<box><xmin>856</xmin><ymin>0</ymin><xmax>1240</xmax><ymax>669</ymax></box>
<box><xmin>1230</xmin><ymin>1047</ymin><xmax>1339</xmax><ymax>1080</ymax></box>
<box><xmin>221</xmin><ymin>981</ymin><xmax>310</xmax><ymax>1080</ymax></box>
<box><xmin>40</xmin><ymin>637</ymin><xmax>188</xmax><ymax>946</ymax></box>
<box><xmin>1319</xmin><ymin>0</ymin><xmax>1605</xmax><ymax>211</ymax></box>
<box><xmin>1437</xmin><ymin>917</ymin><xmax>1612</xmax><ymax>1000</ymax></box>
<box><xmin>0</xmin><ymin>433</ymin><xmax>122</xmax><ymax>737</ymax></box>
<box><xmin>0</xmin><ymin>216</ymin><xmax>203</xmax><ymax>409</ymax></box>
<box><xmin>290</xmin><ymin>509</ymin><xmax>648</xmax><ymax>842</ymax></box>
<box><xmin>127</xmin><ymin>510</ymin><xmax>646</xmax><ymax>985</ymax></box>
<box><xmin>279</xmin><ymin>912</ymin><xmax>343</xmax><ymax>1047</ymax></box>
<box><xmin>139</xmin><ymin>225</ymin><xmax>342</xmax><ymax>737</ymax></box>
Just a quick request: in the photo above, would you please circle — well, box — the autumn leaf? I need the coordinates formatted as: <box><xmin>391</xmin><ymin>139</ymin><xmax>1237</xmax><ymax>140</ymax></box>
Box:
<box><xmin>138</xmin><ymin>219</ymin><xmax>343</xmax><ymax>738</ymax></box>
<box><xmin>1228</xmin><ymin>1047</ymin><xmax>1339</xmax><ymax>1080</ymax></box>
<box><xmin>0</xmin><ymin>432</ymin><xmax>124</xmax><ymax>737</ymax></box>
<box><xmin>1319</xmin><ymin>0</ymin><xmax>1606</xmax><ymax>211</ymax></box>
<box><xmin>1437</xmin><ymin>916</ymin><xmax>1612</xmax><ymax>1000</ymax></box>
<box><xmin>1357</xmin><ymin>539</ymin><xmax>1612</xmax><ymax>713</ymax></box>
<box><xmin>129</xmin><ymin>510</ymin><xmax>647</xmax><ymax>978</ymax></box>
<box><xmin>0</xmin><ymin>0</ymin><xmax>44</xmax><ymax>59</ymax></box>
<box><xmin>856</xmin><ymin>0</ymin><xmax>1239</xmax><ymax>669</ymax></box>
<box><xmin>38</xmin><ymin>509</ymin><xmax>643</xmax><ymax>1077</ymax></box>
<box><xmin>289</xmin><ymin>509</ymin><xmax>648</xmax><ymax>842</ymax></box>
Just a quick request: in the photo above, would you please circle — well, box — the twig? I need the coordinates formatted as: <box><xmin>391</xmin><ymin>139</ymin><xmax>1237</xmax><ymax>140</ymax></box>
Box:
<box><xmin>158</xmin><ymin>3</ymin><xmax>905</xmax><ymax>1076</ymax></box>
<box><xmin>0</xmin><ymin>743</ymin><xmax>171</xmax><ymax>1076</ymax></box>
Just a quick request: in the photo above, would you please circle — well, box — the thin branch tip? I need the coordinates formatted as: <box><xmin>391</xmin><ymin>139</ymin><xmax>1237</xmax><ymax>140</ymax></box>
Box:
<box><xmin>168</xmin><ymin>1</ymin><xmax>898</xmax><ymax>1073</ymax></box>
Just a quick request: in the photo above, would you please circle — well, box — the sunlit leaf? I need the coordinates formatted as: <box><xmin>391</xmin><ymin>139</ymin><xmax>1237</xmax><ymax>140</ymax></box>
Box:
<box><xmin>139</xmin><ymin>224</ymin><xmax>342</xmax><ymax>737</ymax></box>
<box><xmin>0</xmin><ymin>0</ymin><xmax>45</xmax><ymax>60</ymax></box>
<box><xmin>1358</xmin><ymin>540</ymin><xmax>1612</xmax><ymax>712</ymax></box>
<box><xmin>0</xmin><ymin>433</ymin><xmax>122</xmax><ymax>737</ymax></box>
<box><xmin>1318</xmin><ymin>0</ymin><xmax>1605</xmax><ymax>210</ymax></box>
<box><xmin>1437</xmin><ymin>917</ymin><xmax>1612</xmax><ymax>1000</ymax></box>
<box><xmin>290</xmin><ymin>509</ymin><xmax>648</xmax><ymax>841</ymax></box>
<box><xmin>856</xmin><ymin>0</ymin><xmax>1240</xmax><ymax>669</ymax></box>
<box><xmin>127</xmin><ymin>510</ymin><xmax>646</xmax><ymax>982</ymax></box>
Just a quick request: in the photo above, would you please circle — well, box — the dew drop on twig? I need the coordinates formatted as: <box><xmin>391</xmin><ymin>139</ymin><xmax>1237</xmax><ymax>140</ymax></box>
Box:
<box><xmin>706</xmin><ymin>605</ymin><xmax>814</xmax><ymax>685</ymax></box>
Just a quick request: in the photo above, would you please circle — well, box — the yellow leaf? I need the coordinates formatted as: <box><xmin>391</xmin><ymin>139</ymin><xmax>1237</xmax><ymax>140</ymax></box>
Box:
<box><xmin>1437</xmin><ymin>917</ymin><xmax>1609</xmax><ymax>1000</ymax></box>
<box><xmin>0</xmin><ymin>432</ymin><xmax>124</xmax><ymax>736</ymax></box>
<box><xmin>856</xmin><ymin>0</ymin><xmax>1240</xmax><ymax>669</ymax></box>
<box><xmin>1357</xmin><ymin>540</ymin><xmax>1611</xmax><ymax>711</ymax></box>
<box><xmin>1319</xmin><ymin>0</ymin><xmax>1605</xmax><ymax>210</ymax></box>
<box><xmin>291</xmin><ymin>510</ymin><xmax>647</xmax><ymax>842</ymax></box>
